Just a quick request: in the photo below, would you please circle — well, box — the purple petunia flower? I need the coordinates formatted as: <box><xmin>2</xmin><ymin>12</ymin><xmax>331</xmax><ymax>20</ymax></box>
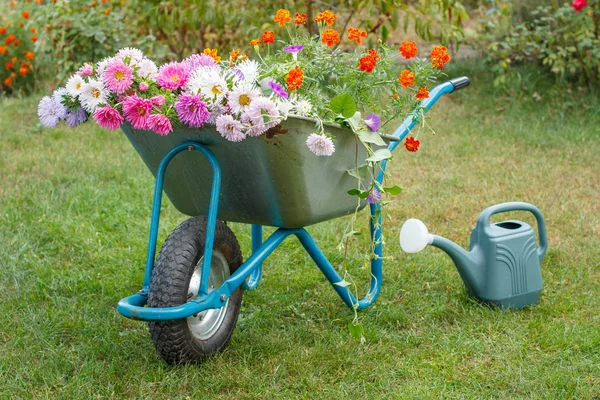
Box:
<box><xmin>367</xmin><ymin>188</ymin><xmax>381</xmax><ymax>204</ymax></box>
<box><xmin>283</xmin><ymin>44</ymin><xmax>305</xmax><ymax>54</ymax></box>
<box><xmin>175</xmin><ymin>94</ymin><xmax>211</xmax><ymax>128</ymax></box>
<box><xmin>268</xmin><ymin>81</ymin><xmax>289</xmax><ymax>99</ymax></box>
<box><xmin>365</xmin><ymin>113</ymin><xmax>380</xmax><ymax>132</ymax></box>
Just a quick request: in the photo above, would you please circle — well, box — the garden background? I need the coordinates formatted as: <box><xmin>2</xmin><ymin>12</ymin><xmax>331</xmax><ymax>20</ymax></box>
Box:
<box><xmin>1</xmin><ymin>0</ymin><xmax>599</xmax><ymax>398</ymax></box>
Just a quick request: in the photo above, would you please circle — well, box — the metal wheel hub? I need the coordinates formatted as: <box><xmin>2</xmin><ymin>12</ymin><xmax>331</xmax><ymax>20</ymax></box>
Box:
<box><xmin>186</xmin><ymin>251</ymin><xmax>230</xmax><ymax>340</ymax></box>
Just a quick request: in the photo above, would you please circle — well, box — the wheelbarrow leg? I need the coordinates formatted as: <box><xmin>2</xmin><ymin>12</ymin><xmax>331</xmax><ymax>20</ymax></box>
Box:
<box><xmin>244</xmin><ymin>224</ymin><xmax>263</xmax><ymax>290</ymax></box>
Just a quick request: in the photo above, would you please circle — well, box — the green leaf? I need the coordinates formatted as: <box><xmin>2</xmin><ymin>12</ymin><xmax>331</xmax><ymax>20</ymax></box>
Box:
<box><xmin>330</xmin><ymin>93</ymin><xmax>357</xmax><ymax>119</ymax></box>
<box><xmin>366</xmin><ymin>149</ymin><xmax>392</xmax><ymax>162</ymax></box>
<box><xmin>357</xmin><ymin>129</ymin><xmax>386</xmax><ymax>146</ymax></box>
<box><xmin>348</xmin><ymin>322</ymin><xmax>364</xmax><ymax>339</ymax></box>
<box><xmin>383</xmin><ymin>185</ymin><xmax>402</xmax><ymax>195</ymax></box>
<box><xmin>347</xmin><ymin>164</ymin><xmax>368</xmax><ymax>180</ymax></box>
<box><xmin>347</xmin><ymin>189</ymin><xmax>361</xmax><ymax>196</ymax></box>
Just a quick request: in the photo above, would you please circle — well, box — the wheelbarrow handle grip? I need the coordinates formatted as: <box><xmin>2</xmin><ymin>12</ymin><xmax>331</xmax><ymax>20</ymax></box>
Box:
<box><xmin>476</xmin><ymin>202</ymin><xmax>548</xmax><ymax>264</ymax></box>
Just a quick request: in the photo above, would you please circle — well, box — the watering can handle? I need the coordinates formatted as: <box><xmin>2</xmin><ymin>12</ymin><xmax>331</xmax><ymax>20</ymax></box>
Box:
<box><xmin>476</xmin><ymin>202</ymin><xmax>548</xmax><ymax>264</ymax></box>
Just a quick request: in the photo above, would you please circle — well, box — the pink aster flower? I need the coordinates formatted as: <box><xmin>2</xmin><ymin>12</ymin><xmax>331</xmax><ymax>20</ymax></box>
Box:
<box><xmin>157</xmin><ymin>62</ymin><xmax>189</xmax><ymax>90</ymax></box>
<box><xmin>148</xmin><ymin>114</ymin><xmax>173</xmax><ymax>136</ymax></box>
<box><xmin>122</xmin><ymin>95</ymin><xmax>153</xmax><ymax>130</ymax></box>
<box><xmin>138</xmin><ymin>82</ymin><xmax>149</xmax><ymax>92</ymax></box>
<box><xmin>94</xmin><ymin>105</ymin><xmax>124</xmax><ymax>130</ymax></box>
<box><xmin>150</xmin><ymin>95</ymin><xmax>165</xmax><ymax>107</ymax></box>
<box><xmin>216</xmin><ymin>115</ymin><xmax>245</xmax><ymax>142</ymax></box>
<box><xmin>80</xmin><ymin>63</ymin><xmax>93</xmax><ymax>77</ymax></box>
<box><xmin>175</xmin><ymin>94</ymin><xmax>210</xmax><ymax>128</ymax></box>
<box><xmin>306</xmin><ymin>133</ymin><xmax>335</xmax><ymax>156</ymax></box>
<box><xmin>102</xmin><ymin>59</ymin><xmax>134</xmax><ymax>94</ymax></box>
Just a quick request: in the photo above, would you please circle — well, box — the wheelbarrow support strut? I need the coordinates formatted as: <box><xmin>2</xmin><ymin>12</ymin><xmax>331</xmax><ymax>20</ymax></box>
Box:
<box><xmin>118</xmin><ymin>78</ymin><xmax>467</xmax><ymax>321</ymax></box>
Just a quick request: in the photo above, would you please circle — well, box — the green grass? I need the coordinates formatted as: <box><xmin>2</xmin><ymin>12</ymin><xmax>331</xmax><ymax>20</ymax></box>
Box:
<box><xmin>1</xmin><ymin>62</ymin><xmax>599</xmax><ymax>399</ymax></box>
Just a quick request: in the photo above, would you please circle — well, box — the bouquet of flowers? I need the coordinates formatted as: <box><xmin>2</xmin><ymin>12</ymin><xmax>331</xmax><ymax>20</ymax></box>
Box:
<box><xmin>38</xmin><ymin>8</ymin><xmax>450</xmax><ymax>161</ymax></box>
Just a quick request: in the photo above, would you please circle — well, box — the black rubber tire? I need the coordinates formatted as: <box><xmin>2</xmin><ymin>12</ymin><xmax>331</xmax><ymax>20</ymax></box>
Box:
<box><xmin>147</xmin><ymin>216</ymin><xmax>243</xmax><ymax>365</ymax></box>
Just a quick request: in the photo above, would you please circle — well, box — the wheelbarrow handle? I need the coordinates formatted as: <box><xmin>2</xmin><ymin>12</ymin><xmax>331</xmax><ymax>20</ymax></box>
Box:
<box><xmin>387</xmin><ymin>76</ymin><xmax>470</xmax><ymax>152</ymax></box>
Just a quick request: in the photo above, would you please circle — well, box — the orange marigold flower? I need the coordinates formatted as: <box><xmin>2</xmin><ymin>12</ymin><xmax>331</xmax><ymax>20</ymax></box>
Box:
<box><xmin>229</xmin><ymin>49</ymin><xmax>240</xmax><ymax>64</ymax></box>
<box><xmin>347</xmin><ymin>27</ymin><xmax>367</xmax><ymax>44</ymax></box>
<box><xmin>321</xmin><ymin>29</ymin><xmax>340</xmax><ymax>47</ymax></box>
<box><xmin>4</xmin><ymin>77</ymin><xmax>13</xmax><ymax>87</ymax></box>
<box><xmin>0</xmin><ymin>46</ymin><xmax>6</xmax><ymax>55</ymax></box>
<box><xmin>294</xmin><ymin>13</ymin><xmax>307</xmax><ymax>25</ymax></box>
<box><xmin>405</xmin><ymin>136</ymin><xmax>420</xmax><ymax>152</ymax></box>
<box><xmin>261</xmin><ymin>31</ymin><xmax>275</xmax><ymax>44</ymax></box>
<box><xmin>91</xmin><ymin>1</ymin><xmax>97</xmax><ymax>6</ymax></box>
<box><xmin>393</xmin><ymin>93</ymin><xmax>399</xmax><ymax>99</ymax></box>
<box><xmin>398</xmin><ymin>70</ymin><xmax>416</xmax><ymax>88</ymax></box>
<box><xmin>13</xmin><ymin>39</ymin><xmax>21</xmax><ymax>47</ymax></box>
<box><xmin>31</xmin><ymin>35</ymin><xmax>38</xmax><ymax>43</ymax></box>
<box><xmin>22</xmin><ymin>11</ymin><xmax>30</xmax><ymax>19</ymax></box>
<box><xmin>30</xmin><ymin>27</ymin><xmax>36</xmax><ymax>33</ymax></box>
<box><xmin>9</xmin><ymin>1</ymin><xmax>16</xmax><ymax>7</ymax></box>
<box><xmin>415</xmin><ymin>86</ymin><xmax>429</xmax><ymax>100</ymax></box>
<box><xmin>368</xmin><ymin>48</ymin><xmax>380</xmax><ymax>60</ymax></box>
<box><xmin>0</xmin><ymin>27</ymin><xmax>7</xmax><ymax>34</ymax></box>
<box><xmin>36</xmin><ymin>0</ymin><xmax>44</xmax><ymax>3</ymax></box>
<box><xmin>286</xmin><ymin>65</ymin><xmax>304</xmax><ymax>91</ymax></box>
<box><xmin>273</xmin><ymin>9</ymin><xmax>291</xmax><ymax>27</ymax></box>
<box><xmin>104</xmin><ymin>8</ymin><xmax>111</xmax><ymax>15</ymax></box>
<box><xmin>358</xmin><ymin>54</ymin><xmax>377</xmax><ymax>73</ymax></box>
<box><xmin>102</xmin><ymin>0</ymin><xmax>110</xmax><ymax>3</ymax></box>
<box><xmin>5</xmin><ymin>34</ymin><xmax>16</xmax><ymax>45</ymax></box>
<box><xmin>430</xmin><ymin>45</ymin><xmax>450</xmax><ymax>69</ymax></box>
<box><xmin>249</xmin><ymin>39</ymin><xmax>261</xmax><ymax>46</ymax></box>
<box><xmin>24</xmin><ymin>50</ymin><xmax>35</xmax><ymax>60</ymax></box>
<box><xmin>314</xmin><ymin>10</ymin><xmax>337</xmax><ymax>26</ymax></box>
<box><xmin>5</xmin><ymin>61</ymin><xmax>14</xmax><ymax>71</ymax></box>
<box><xmin>240</xmin><ymin>53</ymin><xmax>248</xmax><ymax>61</ymax></box>
<box><xmin>203</xmin><ymin>48</ymin><xmax>221</xmax><ymax>62</ymax></box>
<box><xmin>399</xmin><ymin>41</ymin><xmax>417</xmax><ymax>59</ymax></box>
<box><xmin>19</xmin><ymin>66</ymin><xmax>28</xmax><ymax>75</ymax></box>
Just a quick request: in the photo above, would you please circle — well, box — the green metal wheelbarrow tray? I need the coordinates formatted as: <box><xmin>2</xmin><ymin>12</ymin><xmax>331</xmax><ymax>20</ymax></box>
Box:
<box><xmin>117</xmin><ymin>77</ymin><xmax>470</xmax><ymax>364</ymax></box>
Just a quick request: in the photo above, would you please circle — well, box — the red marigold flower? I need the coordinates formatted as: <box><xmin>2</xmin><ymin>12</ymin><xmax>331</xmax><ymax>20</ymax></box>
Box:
<box><xmin>358</xmin><ymin>54</ymin><xmax>377</xmax><ymax>73</ymax></box>
<box><xmin>286</xmin><ymin>65</ymin><xmax>304</xmax><ymax>91</ymax></box>
<box><xmin>398</xmin><ymin>70</ymin><xmax>416</xmax><ymax>88</ymax></box>
<box><xmin>321</xmin><ymin>29</ymin><xmax>340</xmax><ymax>47</ymax></box>
<box><xmin>415</xmin><ymin>87</ymin><xmax>429</xmax><ymax>100</ymax></box>
<box><xmin>5</xmin><ymin>61</ymin><xmax>14</xmax><ymax>71</ymax></box>
<box><xmin>249</xmin><ymin>39</ymin><xmax>261</xmax><ymax>46</ymax></box>
<box><xmin>571</xmin><ymin>0</ymin><xmax>586</xmax><ymax>12</ymax></box>
<box><xmin>294</xmin><ymin>13</ymin><xmax>307</xmax><ymax>25</ymax></box>
<box><xmin>22</xmin><ymin>11</ymin><xmax>30</xmax><ymax>19</ymax></box>
<box><xmin>273</xmin><ymin>9</ymin><xmax>291</xmax><ymax>27</ymax></box>
<box><xmin>31</xmin><ymin>35</ymin><xmax>38</xmax><ymax>43</ymax></box>
<box><xmin>24</xmin><ymin>50</ymin><xmax>35</xmax><ymax>60</ymax></box>
<box><xmin>203</xmin><ymin>48</ymin><xmax>221</xmax><ymax>62</ymax></box>
<box><xmin>399</xmin><ymin>41</ymin><xmax>418</xmax><ymax>59</ymax></box>
<box><xmin>405</xmin><ymin>136</ymin><xmax>420</xmax><ymax>152</ymax></box>
<box><xmin>4</xmin><ymin>77</ymin><xmax>13</xmax><ymax>87</ymax></box>
<box><xmin>314</xmin><ymin>10</ymin><xmax>337</xmax><ymax>26</ymax></box>
<box><xmin>4</xmin><ymin>34</ymin><xmax>16</xmax><ymax>45</ymax></box>
<box><xmin>430</xmin><ymin>46</ymin><xmax>450</xmax><ymax>69</ymax></box>
<box><xmin>19</xmin><ymin>66</ymin><xmax>28</xmax><ymax>75</ymax></box>
<box><xmin>347</xmin><ymin>27</ymin><xmax>367</xmax><ymax>44</ymax></box>
<box><xmin>261</xmin><ymin>31</ymin><xmax>275</xmax><ymax>44</ymax></box>
<box><xmin>368</xmin><ymin>48</ymin><xmax>380</xmax><ymax>60</ymax></box>
<box><xmin>0</xmin><ymin>27</ymin><xmax>7</xmax><ymax>34</ymax></box>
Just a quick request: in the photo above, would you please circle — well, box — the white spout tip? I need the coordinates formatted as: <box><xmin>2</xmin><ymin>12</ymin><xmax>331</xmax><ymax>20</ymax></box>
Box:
<box><xmin>400</xmin><ymin>219</ymin><xmax>433</xmax><ymax>253</ymax></box>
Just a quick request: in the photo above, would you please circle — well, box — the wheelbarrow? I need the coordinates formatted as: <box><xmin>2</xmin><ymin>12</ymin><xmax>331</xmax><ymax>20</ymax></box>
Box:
<box><xmin>117</xmin><ymin>77</ymin><xmax>470</xmax><ymax>364</ymax></box>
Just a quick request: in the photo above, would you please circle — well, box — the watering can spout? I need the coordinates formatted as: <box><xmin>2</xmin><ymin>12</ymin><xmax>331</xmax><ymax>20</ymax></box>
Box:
<box><xmin>400</xmin><ymin>219</ymin><xmax>483</xmax><ymax>294</ymax></box>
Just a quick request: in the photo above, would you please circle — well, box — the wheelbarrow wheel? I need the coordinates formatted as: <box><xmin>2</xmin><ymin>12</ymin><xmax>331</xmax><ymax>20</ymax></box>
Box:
<box><xmin>147</xmin><ymin>216</ymin><xmax>243</xmax><ymax>365</ymax></box>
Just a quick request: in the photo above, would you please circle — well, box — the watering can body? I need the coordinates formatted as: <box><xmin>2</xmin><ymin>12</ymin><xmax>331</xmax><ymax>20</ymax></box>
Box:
<box><xmin>401</xmin><ymin>202</ymin><xmax>548</xmax><ymax>309</ymax></box>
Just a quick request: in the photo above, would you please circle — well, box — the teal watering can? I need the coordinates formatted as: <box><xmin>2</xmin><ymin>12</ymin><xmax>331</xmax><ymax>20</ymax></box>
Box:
<box><xmin>400</xmin><ymin>202</ymin><xmax>548</xmax><ymax>309</ymax></box>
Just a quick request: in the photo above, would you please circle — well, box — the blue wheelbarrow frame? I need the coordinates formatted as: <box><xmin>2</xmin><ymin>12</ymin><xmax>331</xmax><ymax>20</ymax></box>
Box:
<box><xmin>117</xmin><ymin>77</ymin><xmax>470</xmax><ymax>321</ymax></box>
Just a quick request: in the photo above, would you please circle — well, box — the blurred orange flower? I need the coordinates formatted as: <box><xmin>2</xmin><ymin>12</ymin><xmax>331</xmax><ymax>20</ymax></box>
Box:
<box><xmin>0</xmin><ymin>46</ymin><xmax>6</xmax><ymax>55</ymax></box>
<box><xmin>321</xmin><ymin>29</ymin><xmax>340</xmax><ymax>47</ymax></box>
<box><xmin>0</xmin><ymin>27</ymin><xmax>7</xmax><ymax>34</ymax></box>
<box><xmin>19</xmin><ymin>66</ymin><xmax>28</xmax><ymax>75</ymax></box>
<box><xmin>31</xmin><ymin>35</ymin><xmax>38</xmax><ymax>43</ymax></box>
<box><xmin>4</xmin><ymin>77</ymin><xmax>13</xmax><ymax>87</ymax></box>
<box><xmin>104</xmin><ymin>8</ymin><xmax>111</xmax><ymax>15</ymax></box>
<box><xmin>22</xmin><ymin>11</ymin><xmax>30</xmax><ymax>19</ymax></box>
<box><xmin>24</xmin><ymin>51</ymin><xmax>35</xmax><ymax>60</ymax></box>
<box><xmin>4</xmin><ymin>34</ymin><xmax>16</xmax><ymax>45</ymax></box>
<box><xmin>5</xmin><ymin>61</ymin><xmax>14</xmax><ymax>71</ymax></box>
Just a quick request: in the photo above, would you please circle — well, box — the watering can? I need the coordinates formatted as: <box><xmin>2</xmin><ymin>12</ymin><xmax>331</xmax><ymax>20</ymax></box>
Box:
<box><xmin>400</xmin><ymin>202</ymin><xmax>548</xmax><ymax>309</ymax></box>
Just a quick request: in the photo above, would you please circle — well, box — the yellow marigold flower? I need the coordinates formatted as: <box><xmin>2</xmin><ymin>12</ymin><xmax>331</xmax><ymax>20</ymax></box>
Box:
<box><xmin>321</xmin><ymin>29</ymin><xmax>340</xmax><ymax>47</ymax></box>
<box><xmin>273</xmin><ymin>9</ymin><xmax>291</xmax><ymax>27</ymax></box>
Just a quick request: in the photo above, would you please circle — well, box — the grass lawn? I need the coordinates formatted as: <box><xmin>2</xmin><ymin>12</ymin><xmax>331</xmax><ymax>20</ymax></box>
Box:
<box><xmin>0</xmin><ymin>62</ymin><xmax>599</xmax><ymax>399</ymax></box>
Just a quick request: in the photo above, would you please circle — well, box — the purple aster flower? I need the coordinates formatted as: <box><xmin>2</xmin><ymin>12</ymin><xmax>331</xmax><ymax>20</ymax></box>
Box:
<box><xmin>175</xmin><ymin>94</ymin><xmax>211</xmax><ymax>128</ymax></box>
<box><xmin>216</xmin><ymin>115</ymin><xmax>245</xmax><ymax>142</ymax></box>
<box><xmin>65</xmin><ymin>107</ymin><xmax>88</xmax><ymax>128</ymax></box>
<box><xmin>367</xmin><ymin>188</ymin><xmax>381</xmax><ymax>204</ymax></box>
<box><xmin>38</xmin><ymin>96</ymin><xmax>66</xmax><ymax>128</ymax></box>
<box><xmin>365</xmin><ymin>113</ymin><xmax>380</xmax><ymax>132</ymax></box>
<box><xmin>184</xmin><ymin>54</ymin><xmax>216</xmax><ymax>70</ymax></box>
<box><xmin>268</xmin><ymin>81</ymin><xmax>289</xmax><ymax>99</ymax></box>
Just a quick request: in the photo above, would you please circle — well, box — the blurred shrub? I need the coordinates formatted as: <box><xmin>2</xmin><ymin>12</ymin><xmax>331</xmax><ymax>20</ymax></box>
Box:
<box><xmin>0</xmin><ymin>2</ymin><xmax>38</xmax><ymax>95</ymax></box>
<box><xmin>480</xmin><ymin>1</ymin><xmax>600</xmax><ymax>87</ymax></box>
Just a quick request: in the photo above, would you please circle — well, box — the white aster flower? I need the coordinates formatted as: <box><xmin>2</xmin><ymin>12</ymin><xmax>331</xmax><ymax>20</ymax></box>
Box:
<box><xmin>116</xmin><ymin>47</ymin><xmax>145</xmax><ymax>65</ymax></box>
<box><xmin>228</xmin><ymin>84</ymin><xmax>260</xmax><ymax>114</ymax></box>
<box><xmin>275</xmin><ymin>98</ymin><xmax>294</xmax><ymax>119</ymax></box>
<box><xmin>216</xmin><ymin>115</ymin><xmax>246</xmax><ymax>142</ymax></box>
<box><xmin>66</xmin><ymin>74</ymin><xmax>85</xmax><ymax>98</ymax></box>
<box><xmin>236</xmin><ymin>59</ymin><xmax>260</xmax><ymax>84</ymax></box>
<box><xmin>137</xmin><ymin>58</ymin><xmax>158</xmax><ymax>80</ymax></box>
<box><xmin>96</xmin><ymin>57</ymin><xmax>115</xmax><ymax>76</ymax></box>
<box><xmin>79</xmin><ymin>79</ymin><xmax>108</xmax><ymax>112</ymax></box>
<box><xmin>187</xmin><ymin>69</ymin><xmax>228</xmax><ymax>102</ymax></box>
<box><xmin>242</xmin><ymin>96</ymin><xmax>280</xmax><ymax>136</ymax></box>
<box><xmin>306</xmin><ymin>133</ymin><xmax>335</xmax><ymax>156</ymax></box>
<box><xmin>293</xmin><ymin>99</ymin><xmax>313</xmax><ymax>117</ymax></box>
